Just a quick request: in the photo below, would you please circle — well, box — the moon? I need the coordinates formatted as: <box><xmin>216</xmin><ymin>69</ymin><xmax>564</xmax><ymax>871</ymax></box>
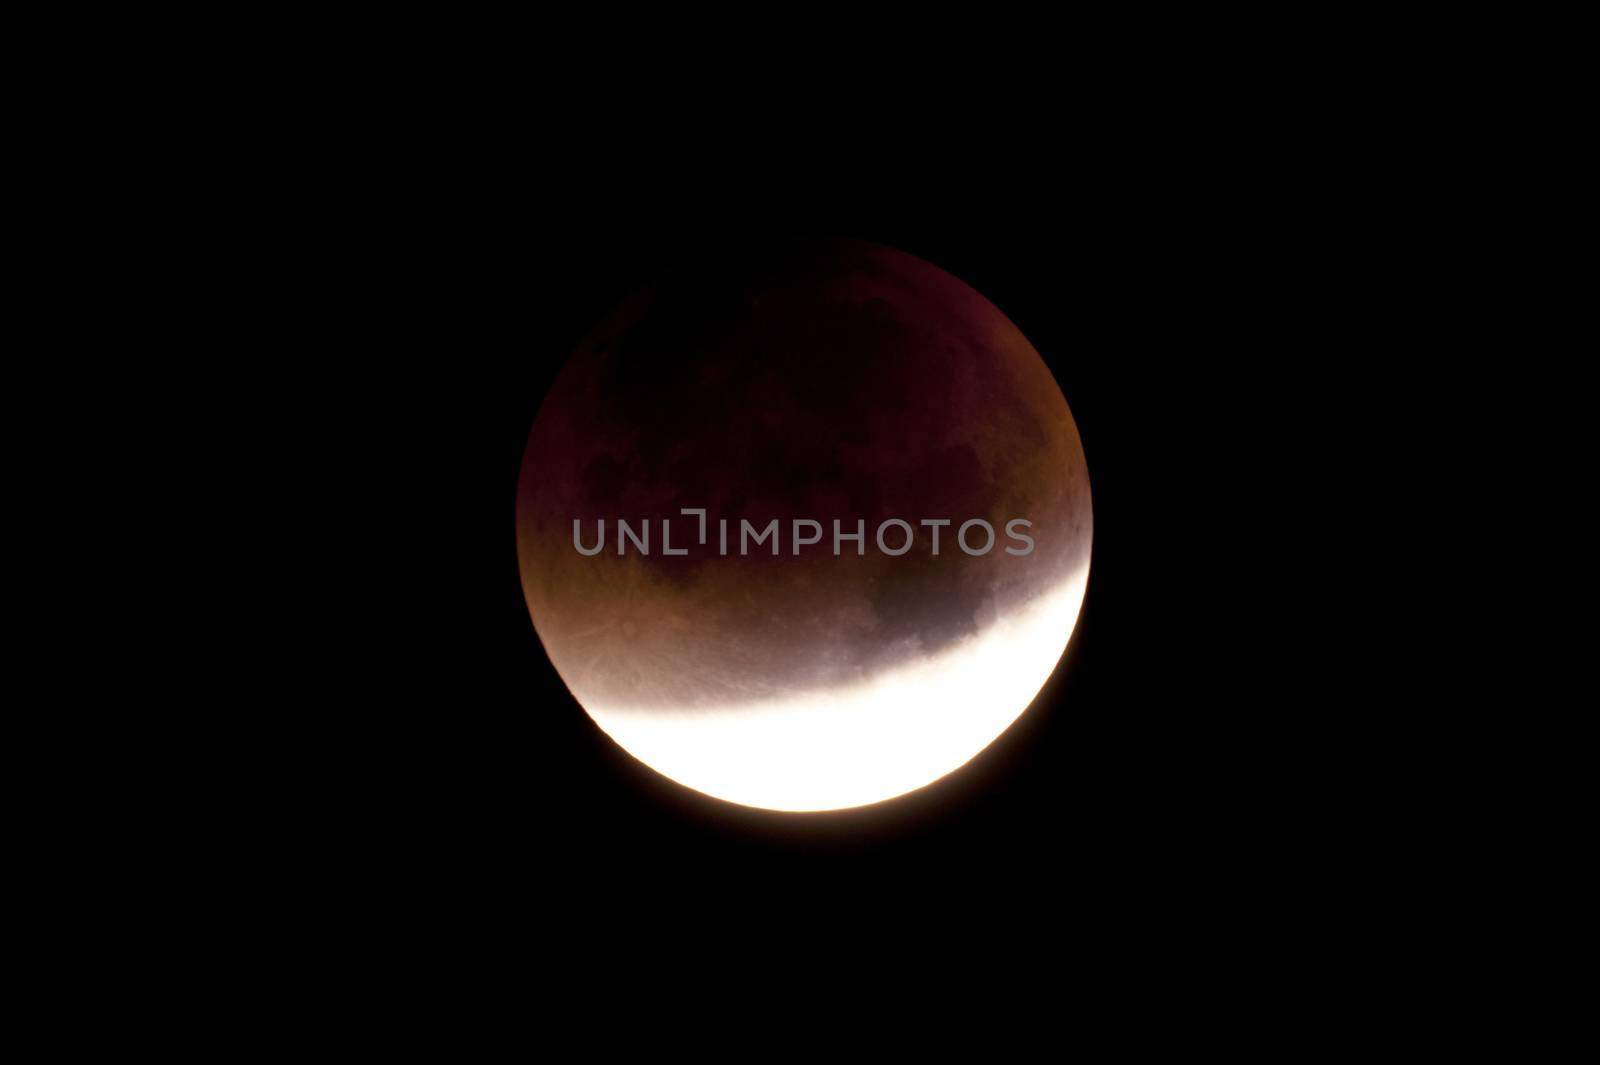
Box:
<box><xmin>516</xmin><ymin>238</ymin><xmax>1091</xmax><ymax>812</ymax></box>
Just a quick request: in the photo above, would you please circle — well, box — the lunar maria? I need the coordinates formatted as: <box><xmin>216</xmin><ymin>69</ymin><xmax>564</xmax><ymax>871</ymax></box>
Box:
<box><xmin>573</xmin><ymin>510</ymin><xmax>1035</xmax><ymax>558</ymax></box>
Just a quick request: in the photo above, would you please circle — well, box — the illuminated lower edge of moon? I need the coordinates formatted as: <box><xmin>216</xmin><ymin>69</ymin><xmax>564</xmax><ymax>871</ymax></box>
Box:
<box><xmin>568</xmin><ymin>563</ymin><xmax>1089</xmax><ymax>813</ymax></box>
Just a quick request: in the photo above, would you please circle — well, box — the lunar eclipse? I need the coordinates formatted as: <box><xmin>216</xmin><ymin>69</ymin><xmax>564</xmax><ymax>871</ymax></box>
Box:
<box><xmin>516</xmin><ymin>237</ymin><xmax>1091</xmax><ymax>812</ymax></box>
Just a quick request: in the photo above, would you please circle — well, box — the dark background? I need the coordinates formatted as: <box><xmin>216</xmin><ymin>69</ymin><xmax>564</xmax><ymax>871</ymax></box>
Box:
<box><xmin>332</xmin><ymin>173</ymin><xmax>1353</xmax><ymax>945</ymax></box>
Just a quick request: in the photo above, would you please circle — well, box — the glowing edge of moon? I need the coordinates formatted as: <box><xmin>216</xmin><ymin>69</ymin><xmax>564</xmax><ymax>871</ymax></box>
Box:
<box><xmin>554</xmin><ymin>560</ymin><xmax>1089</xmax><ymax>813</ymax></box>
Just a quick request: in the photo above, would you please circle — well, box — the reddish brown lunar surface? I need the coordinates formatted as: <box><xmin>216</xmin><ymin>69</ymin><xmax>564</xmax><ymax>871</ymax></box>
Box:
<box><xmin>516</xmin><ymin>238</ymin><xmax>1091</xmax><ymax>811</ymax></box>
